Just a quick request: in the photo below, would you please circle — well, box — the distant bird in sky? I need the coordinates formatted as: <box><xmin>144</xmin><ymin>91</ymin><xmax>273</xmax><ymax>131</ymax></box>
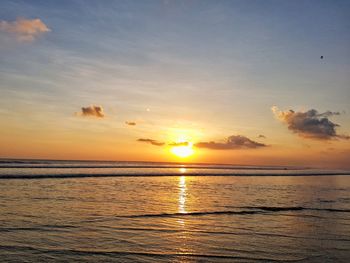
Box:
<box><xmin>320</xmin><ymin>56</ymin><xmax>324</xmax><ymax>59</ymax></box>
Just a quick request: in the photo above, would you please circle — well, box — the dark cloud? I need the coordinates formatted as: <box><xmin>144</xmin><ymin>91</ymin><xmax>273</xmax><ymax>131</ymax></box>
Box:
<box><xmin>137</xmin><ymin>138</ymin><xmax>165</xmax><ymax>146</ymax></box>
<box><xmin>79</xmin><ymin>105</ymin><xmax>105</xmax><ymax>118</ymax></box>
<box><xmin>125</xmin><ymin>121</ymin><xmax>136</xmax><ymax>126</ymax></box>
<box><xmin>258</xmin><ymin>134</ymin><xmax>266</xmax><ymax>139</ymax></box>
<box><xmin>317</xmin><ymin>111</ymin><xmax>341</xmax><ymax>117</ymax></box>
<box><xmin>168</xmin><ymin>142</ymin><xmax>189</xmax><ymax>147</ymax></box>
<box><xmin>272</xmin><ymin>106</ymin><xmax>349</xmax><ymax>140</ymax></box>
<box><xmin>195</xmin><ymin>135</ymin><xmax>267</xmax><ymax>150</ymax></box>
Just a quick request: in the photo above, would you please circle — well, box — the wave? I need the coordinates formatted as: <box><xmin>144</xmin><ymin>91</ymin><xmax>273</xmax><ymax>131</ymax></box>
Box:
<box><xmin>2</xmin><ymin>225</ymin><xmax>349</xmax><ymax>242</ymax></box>
<box><xmin>243</xmin><ymin>206</ymin><xmax>350</xmax><ymax>213</ymax></box>
<box><xmin>0</xmin><ymin>165</ymin><xmax>299</xmax><ymax>170</ymax></box>
<box><xmin>0</xmin><ymin>245</ymin><xmax>316</xmax><ymax>262</ymax></box>
<box><xmin>1</xmin><ymin>159</ymin><xmax>349</xmax><ymax>178</ymax></box>
<box><xmin>84</xmin><ymin>226</ymin><xmax>350</xmax><ymax>242</ymax></box>
<box><xmin>124</xmin><ymin>210</ymin><xmax>260</xmax><ymax>218</ymax></box>
<box><xmin>0</xmin><ymin>172</ymin><xmax>349</xmax><ymax>179</ymax></box>
<box><xmin>0</xmin><ymin>225</ymin><xmax>78</xmax><ymax>233</ymax></box>
<box><xmin>0</xmin><ymin>165</ymin><xmax>302</xmax><ymax>171</ymax></box>
<box><xmin>120</xmin><ymin>206</ymin><xmax>350</xmax><ymax>218</ymax></box>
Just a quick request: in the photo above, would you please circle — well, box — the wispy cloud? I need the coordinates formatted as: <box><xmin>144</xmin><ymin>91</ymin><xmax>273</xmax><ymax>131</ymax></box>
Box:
<box><xmin>125</xmin><ymin>121</ymin><xmax>136</xmax><ymax>126</ymax></box>
<box><xmin>195</xmin><ymin>135</ymin><xmax>267</xmax><ymax>150</ymax></box>
<box><xmin>168</xmin><ymin>142</ymin><xmax>189</xmax><ymax>146</ymax></box>
<box><xmin>137</xmin><ymin>138</ymin><xmax>165</xmax><ymax>146</ymax></box>
<box><xmin>272</xmin><ymin>106</ymin><xmax>349</xmax><ymax>140</ymax></box>
<box><xmin>0</xmin><ymin>18</ymin><xmax>50</xmax><ymax>42</ymax></box>
<box><xmin>78</xmin><ymin>105</ymin><xmax>105</xmax><ymax>118</ymax></box>
<box><xmin>137</xmin><ymin>140</ymin><xmax>191</xmax><ymax>147</ymax></box>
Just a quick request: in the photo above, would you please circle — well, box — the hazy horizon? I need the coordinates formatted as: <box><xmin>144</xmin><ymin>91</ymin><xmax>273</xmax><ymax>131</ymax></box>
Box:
<box><xmin>0</xmin><ymin>156</ymin><xmax>348</xmax><ymax>171</ymax></box>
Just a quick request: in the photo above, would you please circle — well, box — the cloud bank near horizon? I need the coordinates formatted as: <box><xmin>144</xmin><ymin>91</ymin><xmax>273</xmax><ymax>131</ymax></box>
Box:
<box><xmin>194</xmin><ymin>135</ymin><xmax>267</xmax><ymax>150</ymax></box>
<box><xmin>137</xmin><ymin>138</ymin><xmax>165</xmax><ymax>146</ymax></box>
<box><xmin>272</xmin><ymin>106</ymin><xmax>349</xmax><ymax>140</ymax></box>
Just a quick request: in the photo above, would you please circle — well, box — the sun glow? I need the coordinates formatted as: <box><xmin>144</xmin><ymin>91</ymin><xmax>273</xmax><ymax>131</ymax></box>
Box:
<box><xmin>168</xmin><ymin>132</ymin><xmax>197</xmax><ymax>158</ymax></box>
<box><xmin>171</xmin><ymin>144</ymin><xmax>194</xmax><ymax>158</ymax></box>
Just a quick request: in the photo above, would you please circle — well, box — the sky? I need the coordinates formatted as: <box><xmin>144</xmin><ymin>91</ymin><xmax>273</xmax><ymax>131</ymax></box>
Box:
<box><xmin>0</xmin><ymin>0</ymin><xmax>349</xmax><ymax>168</ymax></box>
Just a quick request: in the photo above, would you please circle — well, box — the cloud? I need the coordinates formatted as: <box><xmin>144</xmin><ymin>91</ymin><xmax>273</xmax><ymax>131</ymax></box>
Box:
<box><xmin>0</xmin><ymin>18</ymin><xmax>50</xmax><ymax>42</ymax></box>
<box><xmin>125</xmin><ymin>121</ymin><xmax>136</xmax><ymax>126</ymax></box>
<box><xmin>195</xmin><ymin>135</ymin><xmax>267</xmax><ymax>150</ymax></box>
<box><xmin>79</xmin><ymin>105</ymin><xmax>105</xmax><ymax>118</ymax></box>
<box><xmin>258</xmin><ymin>134</ymin><xmax>266</xmax><ymax>139</ymax></box>
<box><xmin>272</xmin><ymin>106</ymin><xmax>349</xmax><ymax>140</ymax></box>
<box><xmin>137</xmin><ymin>138</ymin><xmax>165</xmax><ymax>146</ymax></box>
<box><xmin>168</xmin><ymin>142</ymin><xmax>189</xmax><ymax>146</ymax></box>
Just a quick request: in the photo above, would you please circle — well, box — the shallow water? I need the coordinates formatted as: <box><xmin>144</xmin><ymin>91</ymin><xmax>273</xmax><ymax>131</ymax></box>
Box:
<box><xmin>0</xmin><ymin>160</ymin><xmax>349</xmax><ymax>262</ymax></box>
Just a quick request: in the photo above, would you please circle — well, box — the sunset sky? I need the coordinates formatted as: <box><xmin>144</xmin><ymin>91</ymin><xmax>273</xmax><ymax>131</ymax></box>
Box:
<box><xmin>0</xmin><ymin>0</ymin><xmax>349</xmax><ymax>168</ymax></box>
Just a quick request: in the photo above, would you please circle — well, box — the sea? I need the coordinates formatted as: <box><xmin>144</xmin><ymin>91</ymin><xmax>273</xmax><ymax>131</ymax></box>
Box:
<box><xmin>0</xmin><ymin>159</ymin><xmax>349</xmax><ymax>262</ymax></box>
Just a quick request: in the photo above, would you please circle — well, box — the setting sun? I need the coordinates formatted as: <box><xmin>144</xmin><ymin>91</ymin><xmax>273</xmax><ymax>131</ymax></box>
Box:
<box><xmin>170</xmin><ymin>144</ymin><xmax>195</xmax><ymax>158</ymax></box>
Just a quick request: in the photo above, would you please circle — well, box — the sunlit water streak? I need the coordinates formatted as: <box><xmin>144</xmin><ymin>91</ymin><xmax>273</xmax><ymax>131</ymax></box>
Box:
<box><xmin>178</xmin><ymin>175</ymin><xmax>187</xmax><ymax>214</ymax></box>
<box><xmin>177</xmin><ymin>175</ymin><xmax>187</xmax><ymax>229</ymax></box>
<box><xmin>0</xmin><ymin>160</ymin><xmax>349</xmax><ymax>262</ymax></box>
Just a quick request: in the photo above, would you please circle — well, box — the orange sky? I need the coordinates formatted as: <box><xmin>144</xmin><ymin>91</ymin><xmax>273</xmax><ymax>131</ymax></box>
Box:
<box><xmin>0</xmin><ymin>2</ymin><xmax>349</xmax><ymax>169</ymax></box>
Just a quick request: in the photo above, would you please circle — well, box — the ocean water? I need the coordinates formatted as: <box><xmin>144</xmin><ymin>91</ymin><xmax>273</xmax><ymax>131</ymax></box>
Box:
<box><xmin>0</xmin><ymin>159</ymin><xmax>349</xmax><ymax>262</ymax></box>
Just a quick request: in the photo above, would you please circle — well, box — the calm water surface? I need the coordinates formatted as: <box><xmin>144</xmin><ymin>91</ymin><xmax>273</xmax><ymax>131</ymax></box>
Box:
<box><xmin>0</xmin><ymin>160</ymin><xmax>349</xmax><ymax>262</ymax></box>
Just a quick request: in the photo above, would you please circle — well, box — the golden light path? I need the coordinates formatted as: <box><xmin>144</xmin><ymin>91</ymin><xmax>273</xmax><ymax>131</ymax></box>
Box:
<box><xmin>177</xmin><ymin>174</ymin><xmax>192</xmax><ymax>255</ymax></box>
<box><xmin>177</xmin><ymin>174</ymin><xmax>187</xmax><ymax>229</ymax></box>
<box><xmin>178</xmin><ymin>174</ymin><xmax>187</xmax><ymax>214</ymax></box>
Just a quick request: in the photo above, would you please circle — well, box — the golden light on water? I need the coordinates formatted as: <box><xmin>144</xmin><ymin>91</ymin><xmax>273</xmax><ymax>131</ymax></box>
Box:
<box><xmin>179</xmin><ymin>167</ymin><xmax>187</xmax><ymax>173</ymax></box>
<box><xmin>177</xmin><ymin>175</ymin><xmax>191</xmax><ymax>254</ymax></box>
<box><xmin>178</xmin><ymin>175</ymin><xmax>187</xmax><ymax>214</ymax></box>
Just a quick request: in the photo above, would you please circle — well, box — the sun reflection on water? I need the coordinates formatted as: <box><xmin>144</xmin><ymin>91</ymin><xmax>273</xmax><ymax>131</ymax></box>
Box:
<box><xmin>177</xmin><ymin>175</ymin><xmax>193</xmax><ymax>257</ymax></box>
<box><xmin>178</xmin><ymin>175</ymin><xmax>187</xmax><ymax>214</ymax></box>
<box><xmin>179</xmin><ymin>167</ymin><xmax>187</xmax><ymax>174</ymax></box>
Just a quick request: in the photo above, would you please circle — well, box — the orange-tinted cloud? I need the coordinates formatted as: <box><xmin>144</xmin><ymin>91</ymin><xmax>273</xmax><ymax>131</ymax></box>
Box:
<box><xmin>79</xmin><ymin>105</ymin><xmax>105</xmax><ymax>118</ymax></box>
<box><xmin>272</xmin><ymin>106</ymin><xmax>349</xmax><ymax>140</ymax></box>
<box><xmin>0</xmin><ymin>18</ymin><xmax>50</xmax><ymax>42</ymax></box>
<box><xmin>168</xmin><ymin>142</ymin><xmax>189</xmax><ymax>146</ymax></box>
<box><xmin>137</xmin><ymin>138</ymin><xmax>165</xmax><ymax>146</ymax></box>
<box><xmin>125</xmin><ymin>121</ymin><xmax>136</xmax><ymax>126</ymax></box>
<box><xmin>137</xmin><ymin>139</ymin><xmax>190</xmax><ymax>147</ymax></box>
<box><xmin>195</xmin><ymin>135</ymin><xmax>266</xmax><ymax>150</ymax></box>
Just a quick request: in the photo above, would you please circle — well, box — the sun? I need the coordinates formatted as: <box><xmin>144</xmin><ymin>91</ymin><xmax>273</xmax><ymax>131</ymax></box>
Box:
<box><xmin>168</xmin><ymin>132</ymin><xmax>197</xmax><ymax>158</ymax></box>
<box><xmin>170</xmin><ymin>144</ymin><xmax>194</xmax><ymax>158</ymax></box>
